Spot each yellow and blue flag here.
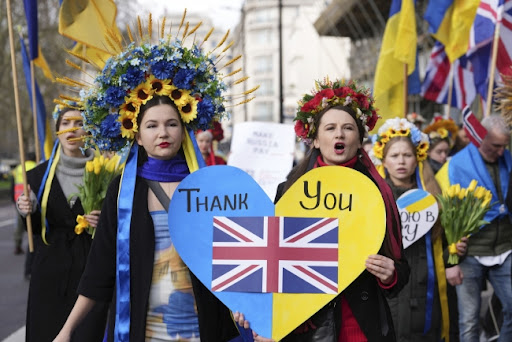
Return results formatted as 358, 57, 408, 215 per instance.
373, 0, 418, 131
19, 35, 53, 161
22, 0, 53, 80
424, 0, 480, 63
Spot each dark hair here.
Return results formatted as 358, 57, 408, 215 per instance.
428, 137, 450, 152
55, 107, 81, 131
136, 95, 183, 164
137, 95, 179, 127
282, 105, 364, 193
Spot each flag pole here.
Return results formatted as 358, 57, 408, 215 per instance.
6, 0, 34, 252
404, 63, 409, 117
30, 60, 41, 163
485, 8, 503, 117
446, 63, 454, 119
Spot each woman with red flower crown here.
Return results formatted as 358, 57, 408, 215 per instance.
235, 78, 410, 342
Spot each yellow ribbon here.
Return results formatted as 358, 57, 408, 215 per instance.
182, 129, 200, 173
418, 162, 450, 342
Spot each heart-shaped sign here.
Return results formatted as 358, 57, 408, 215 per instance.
396, 189, 439, 249
169, 165, 386, 341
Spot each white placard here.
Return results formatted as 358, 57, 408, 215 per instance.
396, 189, 439, 249
228, 122, 295, 200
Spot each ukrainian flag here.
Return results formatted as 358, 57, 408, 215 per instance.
424, 0, 479, 63
373, 0, 417, 131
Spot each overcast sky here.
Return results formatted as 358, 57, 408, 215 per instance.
136, 0, 245, 30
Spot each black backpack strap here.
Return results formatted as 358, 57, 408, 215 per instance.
145, 179, 170, 213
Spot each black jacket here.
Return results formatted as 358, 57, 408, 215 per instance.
25, 161, 108, 342
276, 159, 410, 342
78, 175, 239, 341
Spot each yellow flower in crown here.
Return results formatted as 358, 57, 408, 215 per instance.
119, 111, 138, 139
372, 117, 429, 162
146, 75, 176, 97
423, 116, 459, 148
129, 82, 154, 105
178, 94, 199, 124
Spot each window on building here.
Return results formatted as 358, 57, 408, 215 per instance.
254, 101, 274, 121
254, 55, 273, 74
256, 79, 274, 96
252, 29, 272, 45
248, 8, 277, 24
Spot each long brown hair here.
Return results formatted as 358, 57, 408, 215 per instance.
383, 136, 443, 240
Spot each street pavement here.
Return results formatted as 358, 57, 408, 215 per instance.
0, 200, 28, 342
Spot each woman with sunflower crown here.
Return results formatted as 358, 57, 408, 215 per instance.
16, 103, 109, 342
372, 117, 467, 342
53, 13, 255, 342
236, 78, 410, 342
422, 117, 459, 174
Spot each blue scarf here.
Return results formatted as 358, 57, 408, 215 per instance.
137, 155, 190, 182
448, 143, 512, 222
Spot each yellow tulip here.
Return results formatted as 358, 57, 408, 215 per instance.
99, 155, 105, 166
75, 215, 89, 235
484, 191, 493, 203
446, 186, 455, 198
467, 180, 478, 193
474, 186, 485, 199
452, 184, 461, 198
458, 189, 466, 200
93, 158, 101, 175
86, 160, 94, 173
481, 197, 491, 208
105, 158, 116, 173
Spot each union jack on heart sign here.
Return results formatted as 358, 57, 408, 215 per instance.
211, 216, 339, 294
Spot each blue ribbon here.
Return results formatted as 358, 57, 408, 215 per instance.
416, 168, 434, 334
115, 143, 138, 342
36, 140, 59, 233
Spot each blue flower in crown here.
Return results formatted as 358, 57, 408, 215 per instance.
80, 38, 230, 152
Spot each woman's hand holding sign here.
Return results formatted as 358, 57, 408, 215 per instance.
365, 254, 396, 285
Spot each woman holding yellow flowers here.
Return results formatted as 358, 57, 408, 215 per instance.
372, 117, 467, 342
16, 105, 108, 342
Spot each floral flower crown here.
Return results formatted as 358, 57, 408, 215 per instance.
294, 78, 379, 144
423, 116, 459, 148
372, 117, 429, 162
52, 100, 80, 121
56, 12, 256, 152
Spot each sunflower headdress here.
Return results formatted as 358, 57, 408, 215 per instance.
294, 78, 379, 144
372, 117, 429, 162
423, 116, 459, 148
56, 11, 257, 152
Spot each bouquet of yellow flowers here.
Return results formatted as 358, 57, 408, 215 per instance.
75, 154, 123, 237
437, 180, 493, 264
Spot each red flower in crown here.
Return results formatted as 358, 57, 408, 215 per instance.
294, 78, 380, 143
294, 120, 309, 140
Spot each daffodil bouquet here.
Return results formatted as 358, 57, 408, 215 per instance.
437, 180, 493, 264
75, 154, 123, 237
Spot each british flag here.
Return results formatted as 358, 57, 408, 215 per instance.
211, 216, 339, 294
421, 42, 476, 109
468, 0, 512, 102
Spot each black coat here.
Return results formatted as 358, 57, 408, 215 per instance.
78, 175, 240, 342
275, 160, 410, 342
25, 161, 108, 342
